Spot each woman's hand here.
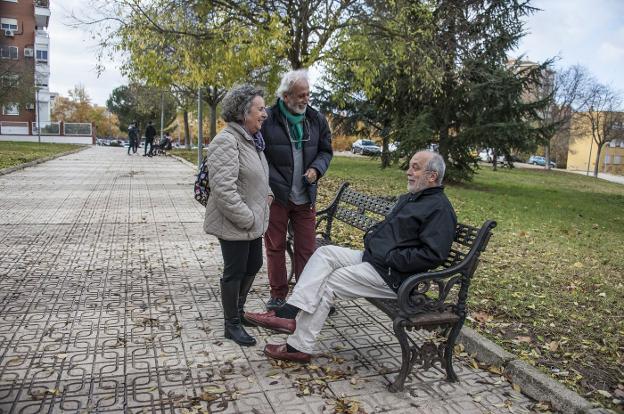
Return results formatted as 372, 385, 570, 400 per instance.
267, 195, 274, 205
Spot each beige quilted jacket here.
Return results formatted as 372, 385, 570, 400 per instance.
203, 123, 272, 241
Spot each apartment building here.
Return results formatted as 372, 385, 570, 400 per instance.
0, 0, 51, 133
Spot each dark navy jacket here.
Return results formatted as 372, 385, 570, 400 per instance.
145, 125, 157, 140
261, 100, 333, 207
362, 186, 457, 291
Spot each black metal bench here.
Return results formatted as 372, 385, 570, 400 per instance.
287, 182, 496, 392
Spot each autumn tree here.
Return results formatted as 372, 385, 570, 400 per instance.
52, 85, 121, 137
72, 0, 368, 150
578, 82, 624, 177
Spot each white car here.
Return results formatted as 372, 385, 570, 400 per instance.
387, 142, 399, 152
478, 149, 504, 163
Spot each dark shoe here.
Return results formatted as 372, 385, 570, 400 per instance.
328, 306, 336, 316
221, 279, 256, 346
224, 321, 256, 346
266, 297, 286, 311
245, 311, 295, 334
264, 343, 311, 363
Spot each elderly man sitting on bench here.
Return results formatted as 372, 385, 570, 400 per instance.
245, 150, 457, 362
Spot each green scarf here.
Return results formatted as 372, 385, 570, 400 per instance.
278, 99, 305, 150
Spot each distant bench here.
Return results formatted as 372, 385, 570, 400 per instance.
287, 182, 496, 391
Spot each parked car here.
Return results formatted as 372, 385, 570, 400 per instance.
528, 155, 556, 168
352, 139, 381, 155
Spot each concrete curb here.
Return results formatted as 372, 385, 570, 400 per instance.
458, 326, 602, 413
170, 154, 196, 170
0, 145, 89, 176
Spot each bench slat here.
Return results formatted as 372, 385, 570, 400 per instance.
340, 188, 395, 216
333, 207, 380, 232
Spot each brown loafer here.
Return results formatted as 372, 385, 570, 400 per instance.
244, 311, 295, 334
264, 343, 311, 363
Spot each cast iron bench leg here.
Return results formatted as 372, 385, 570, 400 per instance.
444, 323, 462, 382
388, 318, 411, 392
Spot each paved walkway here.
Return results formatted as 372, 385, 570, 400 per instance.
0, 147, 537, 413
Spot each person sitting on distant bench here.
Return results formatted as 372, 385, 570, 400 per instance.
245, 151, 457, 362
152, 133, 173, 155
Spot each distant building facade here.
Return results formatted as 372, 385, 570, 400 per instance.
567, 113, 624, 175
0, 0, 51, 132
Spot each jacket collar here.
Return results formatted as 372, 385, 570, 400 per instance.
227, 122, 254, 143
406, 185, 444, 201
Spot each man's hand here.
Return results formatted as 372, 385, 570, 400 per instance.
268, 195, 274, 205
304, 168, 318, 184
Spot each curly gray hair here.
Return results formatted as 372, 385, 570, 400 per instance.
221, 84, 265, 123
276, 69, 310, 99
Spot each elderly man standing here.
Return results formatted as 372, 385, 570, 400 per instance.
261, 69, 333, 311
246, 151, 457, 362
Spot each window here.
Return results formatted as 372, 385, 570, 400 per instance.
36, 49, 47, 61
0, 46, 18, 59
2, 104, 19, 116
1, 18, 18, 31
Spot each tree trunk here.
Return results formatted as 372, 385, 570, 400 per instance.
593, 143, 602, 178
492, 149, 498, 171
545, 145, 551, 170
380, 136, 390, 169
439, 126, 450, 164
183, 110, 191, 149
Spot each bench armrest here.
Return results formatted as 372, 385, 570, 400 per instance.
395, 265, 469, 319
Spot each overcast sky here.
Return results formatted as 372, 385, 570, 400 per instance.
48, 0, 624, 107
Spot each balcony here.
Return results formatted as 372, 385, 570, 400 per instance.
35, 30, 49, 47
34, 1, 51, 28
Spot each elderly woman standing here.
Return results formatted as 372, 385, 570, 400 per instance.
203, 84, 272, 346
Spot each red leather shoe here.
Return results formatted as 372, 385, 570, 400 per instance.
244, 311, 295, 334
264, 343, 311, 363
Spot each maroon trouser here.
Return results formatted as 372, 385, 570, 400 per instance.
264, 201, 317, 299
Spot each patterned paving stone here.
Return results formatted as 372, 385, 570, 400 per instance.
0, 147, 540, 413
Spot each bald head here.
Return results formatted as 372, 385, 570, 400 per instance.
406, 151, 445, 193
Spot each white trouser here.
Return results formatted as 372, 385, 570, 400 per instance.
286, 245, 396, 354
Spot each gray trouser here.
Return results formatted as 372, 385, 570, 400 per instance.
286, 245, 396, 354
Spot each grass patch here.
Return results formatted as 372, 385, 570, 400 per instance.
318, 157, 623, 410
170, 148, 206, 166
0, 141, 81, 170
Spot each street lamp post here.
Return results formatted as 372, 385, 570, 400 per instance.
160, 92, 164, 142
35, 87, 41, 143
197, 87, 203, 167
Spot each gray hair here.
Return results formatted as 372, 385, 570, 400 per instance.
221, 84, 264, 123
276, 69, 310, 98
425, 152, 446, 185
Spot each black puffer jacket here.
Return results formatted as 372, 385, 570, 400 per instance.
261, 100, 333, 207
145, 125, 157, 140
362, 186, 457, 291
